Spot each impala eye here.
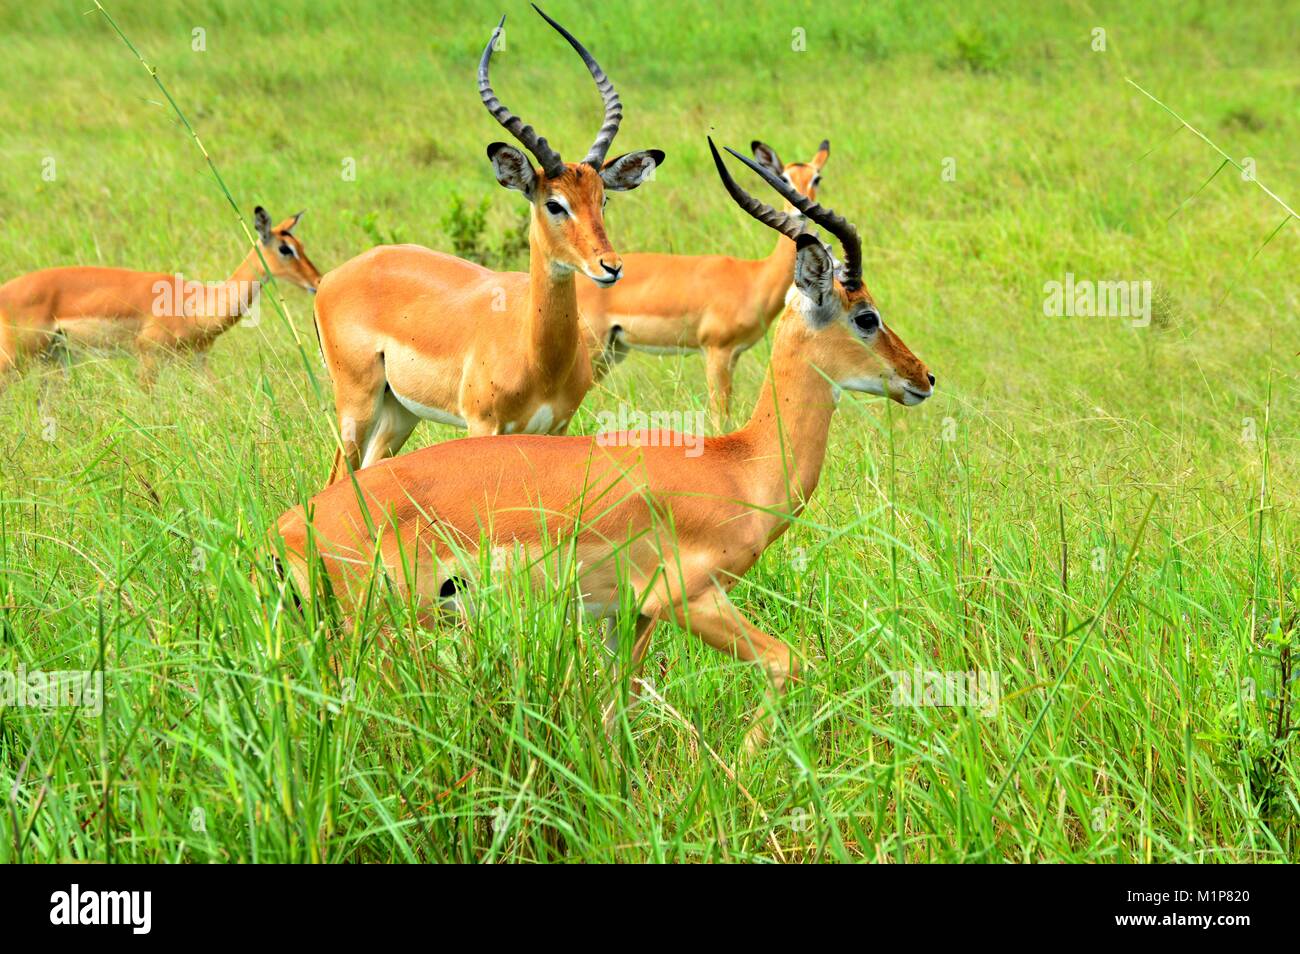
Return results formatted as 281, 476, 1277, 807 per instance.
278, 243, 295, 257
852, 309, 880, 335
813, 175, 822, 186
545, 200, 567, 217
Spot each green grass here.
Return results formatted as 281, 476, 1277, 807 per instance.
0, 0, 1297, 862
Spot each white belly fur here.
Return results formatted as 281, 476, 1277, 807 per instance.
389, 387, 468, 428
55, 316, 143, 350
611, 324, 700, 356
624, 342, 701, 356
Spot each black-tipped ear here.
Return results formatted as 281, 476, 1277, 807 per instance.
254, 207, 273, 244
793, 233, 837, 327
811, 140, 830, 171
751, 140, 784, 177
487, 142, 538, 197
600, 149, 663, 192
284, 210, 305, 234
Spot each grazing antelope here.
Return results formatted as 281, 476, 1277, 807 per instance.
0, 208, 321, 389
272, 138, 936, 752
580, 139, 830, 427
315, 5, 663, 485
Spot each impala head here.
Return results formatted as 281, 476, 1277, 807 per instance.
253, 207, 323, 293
750, 138, 830, 206
479, 5, 663, 287
709, 138, 934, 406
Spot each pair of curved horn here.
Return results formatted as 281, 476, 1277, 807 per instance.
707, 137, 863, 291
478, 4, 623, 179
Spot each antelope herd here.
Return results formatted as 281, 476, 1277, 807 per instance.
0, 5, 934, 750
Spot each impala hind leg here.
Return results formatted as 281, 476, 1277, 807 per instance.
1, 313, 60, 389
673, 590, 797, 753
703, 345, 739, 431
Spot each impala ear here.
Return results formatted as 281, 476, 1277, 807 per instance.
810, 139, 830, 171
751, 140, 784, 177
487, 142, 537, 197
793, 233, 837, 327
280, 210, 305, 234
600, 150, 663, 192
254, 206, 274, 244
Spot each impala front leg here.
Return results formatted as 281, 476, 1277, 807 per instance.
323, 348, 387, 485
464, 414, 498, 438
704, 344, 738, 431
359, 391, 418, 469
602, 611, 660, 736
329, 398, 375, 485
673, 588, 797, 753
588, 321, 628, 384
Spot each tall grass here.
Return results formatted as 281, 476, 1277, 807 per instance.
0, 0, 1296, 862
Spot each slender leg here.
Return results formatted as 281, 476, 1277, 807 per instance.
703, 345, 738, 431
326, 447, 347, 487
588, 321, 628, 384
321, 333, 387, 484
328, 402, 372, 484
464, 414, 497, 438
328, 381, 386, 485
602, 611, 660, 735
359, 390, 419, 469
1, 312, 61, 390
671, 588, 797, 753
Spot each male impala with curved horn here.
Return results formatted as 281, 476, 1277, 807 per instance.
273, 138, 936, 752
580, 139, 830, 427
0, 207, 321, 389
315, 5, 663, 484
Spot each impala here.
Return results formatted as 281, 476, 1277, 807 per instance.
0, 208, 321, 388
272, 138, 936, 752
581, 139, 830, 428
315, 5, 663, 485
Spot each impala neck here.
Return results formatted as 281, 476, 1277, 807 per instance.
526, 217, 581, 375
199, 247, 267, 333
735, 310, 838, 526
756, 210, 803, 321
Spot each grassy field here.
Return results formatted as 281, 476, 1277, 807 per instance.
0, 0, 1296, 862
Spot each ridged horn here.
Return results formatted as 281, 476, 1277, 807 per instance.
478, 14, 566, 179
722, 144, 863, 290
531, 4, 622, 169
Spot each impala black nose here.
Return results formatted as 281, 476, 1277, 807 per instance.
600, 260, 621, 278
927, 373, 936, 386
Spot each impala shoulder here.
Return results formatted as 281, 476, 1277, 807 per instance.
272, 504, 309, 549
